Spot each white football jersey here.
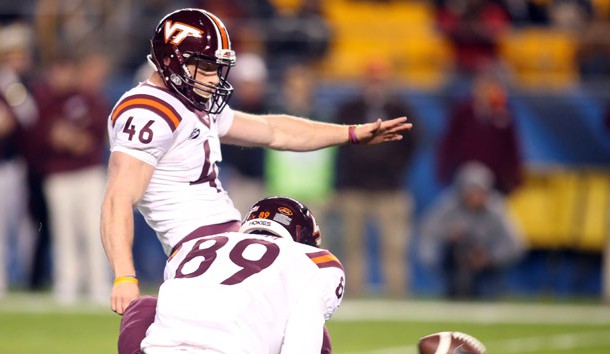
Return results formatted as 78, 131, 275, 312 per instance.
108, 82, 242, 255
141, 232, 345, 354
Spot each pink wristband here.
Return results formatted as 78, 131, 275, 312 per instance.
348, 125, 359, 144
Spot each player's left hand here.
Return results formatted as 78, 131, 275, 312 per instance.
354, 117, 412, 145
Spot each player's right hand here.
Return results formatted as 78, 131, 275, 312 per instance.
356, 117, 412, 145
111, 282, 140, 315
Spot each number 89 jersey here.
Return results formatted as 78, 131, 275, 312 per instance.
108, 82, 242, 255
141, 232, 345, 354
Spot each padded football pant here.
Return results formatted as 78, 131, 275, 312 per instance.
119, 296, 333, 354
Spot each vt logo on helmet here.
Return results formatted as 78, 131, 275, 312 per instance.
163, 21, 203, 45
150, 8, 236, 114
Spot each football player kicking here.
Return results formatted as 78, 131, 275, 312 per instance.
119, 196, 344, 354
101, 7, 411, 317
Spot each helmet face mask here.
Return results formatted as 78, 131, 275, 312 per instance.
240, 196, 321, 247
179, 57, 233, 113
150, 8, 236, 114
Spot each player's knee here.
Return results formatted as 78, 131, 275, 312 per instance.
127, 296, 157, 313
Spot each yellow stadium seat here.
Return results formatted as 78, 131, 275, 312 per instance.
318, 0, 449, 89
398, 29, 452, 89
508, 167, 610, 251
577, 170, 610, 251
499, 28, 578, 90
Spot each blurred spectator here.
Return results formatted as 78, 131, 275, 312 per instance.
0, 21, 40, 294
333, 58, 419, 298
548, 0, 594, 32
265, 0, 332, 80
0, 91, 20, 298
606, 103, 610, 130
503, 0, 551, 26
221, 53, 269, 216
602, 104, 610, 304
575, 11, 610, 83
0, 2, 34, 24
419, 161, 526, 300
434, 0, 511, 79
504, 0, 595, 29
194, 0, 276, 25
30, 53, 110, 304
437, 66, 524, 195
76, 49, 113, 97
264, 64, 336, 249
33, 0, 132, 68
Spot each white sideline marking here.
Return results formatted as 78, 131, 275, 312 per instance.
342, 330, 610, 354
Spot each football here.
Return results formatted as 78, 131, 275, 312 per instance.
418, 331, 486, 354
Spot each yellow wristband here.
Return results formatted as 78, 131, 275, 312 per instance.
113, 276, 138, 286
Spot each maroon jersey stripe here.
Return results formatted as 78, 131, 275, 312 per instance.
111, 94, 182, 131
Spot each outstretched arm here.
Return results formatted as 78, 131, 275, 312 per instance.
221, 110, 412, 151
101, 151, 155, 315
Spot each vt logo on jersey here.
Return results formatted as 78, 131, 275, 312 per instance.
164, 21, 203, 45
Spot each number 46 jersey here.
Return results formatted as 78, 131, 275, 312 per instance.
141, 232, 346, 354
108, 82, 242, 255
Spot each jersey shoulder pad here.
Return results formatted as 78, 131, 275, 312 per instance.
110, 93, 182, 131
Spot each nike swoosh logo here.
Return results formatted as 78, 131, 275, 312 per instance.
189, 128, 200, 139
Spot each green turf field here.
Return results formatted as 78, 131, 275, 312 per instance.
2, 293, 610, 353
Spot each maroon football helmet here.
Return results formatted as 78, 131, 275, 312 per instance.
150, 8, 236, 113
240, 196, 321, 247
